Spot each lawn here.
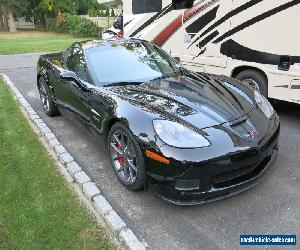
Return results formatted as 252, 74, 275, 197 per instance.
0, 78, 114, 249
0, 31, 88, 55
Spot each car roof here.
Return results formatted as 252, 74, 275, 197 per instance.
75, 38, 147, 51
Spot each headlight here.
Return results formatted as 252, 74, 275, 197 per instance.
153, 120, 210, 148
254, 90, 273, 118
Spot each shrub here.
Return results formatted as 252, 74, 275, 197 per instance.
73, 19, 99, 38
52, 14, 100, 38
88, 8, 98, 17
104, 9, 110, 17
47, 18, 56, 32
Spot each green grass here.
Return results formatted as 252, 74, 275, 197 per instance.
0, 78, 114, 250
0, 31, 88, 55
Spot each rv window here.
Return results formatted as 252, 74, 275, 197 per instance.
132, 0, 162, 14
172, 0, 195, 9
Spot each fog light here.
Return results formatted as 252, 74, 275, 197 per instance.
175, 179, 200, 191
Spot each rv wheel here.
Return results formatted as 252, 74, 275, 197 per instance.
236, 69, 268, 97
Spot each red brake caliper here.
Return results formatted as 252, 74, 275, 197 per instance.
117, 143, 125, 165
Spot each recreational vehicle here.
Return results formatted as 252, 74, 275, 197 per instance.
123, 0, 300, 103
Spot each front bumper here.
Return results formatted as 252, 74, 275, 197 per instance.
146, 114, 280, 205
149, 146, 278, 205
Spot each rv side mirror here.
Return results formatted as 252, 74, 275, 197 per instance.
172, 0, 195, 9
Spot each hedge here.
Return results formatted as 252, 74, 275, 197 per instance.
48, 14, 101, 38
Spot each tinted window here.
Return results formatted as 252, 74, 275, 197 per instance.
86, 41, 180, 85
132, 0, 162, 14
65, 47, 89, 82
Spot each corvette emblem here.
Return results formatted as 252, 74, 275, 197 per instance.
249, 130, 257, 138
244, 130, 258, 141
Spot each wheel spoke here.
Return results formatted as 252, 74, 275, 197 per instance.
123, 145, 128, 154
128, 164, 134, 180
113, 134, 122, 146
123, 163, 129, 180
120, 132, 125, 144
127, 159, 137, 172
110, 143, 123, 156
127, 142, 136, 157
117, 165, 123, 172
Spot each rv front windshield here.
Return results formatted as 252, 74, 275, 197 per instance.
86, 41, 181, 86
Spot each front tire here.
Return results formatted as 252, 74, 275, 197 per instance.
38, 77, 59, 117
235, 69, 268, 97
108, 122, 146, 191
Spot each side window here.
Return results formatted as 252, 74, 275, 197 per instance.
172, 0, 195, 9
132, 0, 162, 14
65, 47, 89, 82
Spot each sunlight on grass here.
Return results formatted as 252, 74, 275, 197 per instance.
0, 78, 114, 250
0, 31, 88, 55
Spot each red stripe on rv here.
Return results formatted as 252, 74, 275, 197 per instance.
153, 0, 218, 46
152, 16, 182, 46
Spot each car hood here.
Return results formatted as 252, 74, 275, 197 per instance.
108, 74, 256, 129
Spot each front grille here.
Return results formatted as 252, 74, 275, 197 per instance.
212, 156, 271, 188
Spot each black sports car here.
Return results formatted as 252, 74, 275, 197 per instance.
37, 39, 279, 205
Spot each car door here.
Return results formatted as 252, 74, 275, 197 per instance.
59, 46, 93, 124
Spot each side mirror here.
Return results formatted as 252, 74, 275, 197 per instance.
174, 57, 181, 63
60, 70, 78, 81
60, 70, 90, 92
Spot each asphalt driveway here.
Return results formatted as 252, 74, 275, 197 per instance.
1, 53, 299, 250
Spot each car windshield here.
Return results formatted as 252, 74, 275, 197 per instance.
85, 41, 181, 86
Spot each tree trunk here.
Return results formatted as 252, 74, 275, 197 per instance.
1, 6, 9, 31
0, 6, 4, 31
6, 6, 16, 32
42, 13, 47, 29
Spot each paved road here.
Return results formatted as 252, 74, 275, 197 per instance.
1, 53, 299, 250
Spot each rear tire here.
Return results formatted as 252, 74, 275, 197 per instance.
108, 122, 146, 191
235, 69, 268, 97
38, 77, 60, 117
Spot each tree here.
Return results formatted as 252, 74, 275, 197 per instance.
111, 8, 115, 17
0, 0, 25, 31
76, 0, 98, 15
104, 8, 109, 17
0, 0, 106, 31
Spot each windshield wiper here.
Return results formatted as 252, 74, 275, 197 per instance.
103, 81, 143, 87
162, 72, 181, 79
149, 72, 181, 82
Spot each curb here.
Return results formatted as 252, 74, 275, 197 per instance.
1, 73, 146, 250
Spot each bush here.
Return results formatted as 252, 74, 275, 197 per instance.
53, 14, 100, 38
73, 20, 99, 38
47, 18, 56, 32
88, 8, 98, 17
104, 9, 110, 17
